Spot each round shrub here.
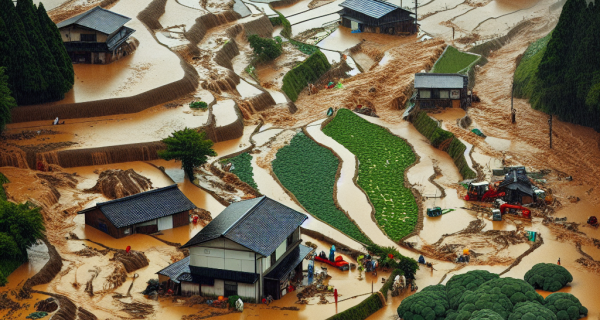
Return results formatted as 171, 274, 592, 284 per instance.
455, 287, 514, 320
524, 263, 573, 292
397, 284, 449, 320
544, 293, 588, 320
476, 278, 544, 305
447, 270, 500, 309
508, 301, 557, 320
470, 309, 505, 320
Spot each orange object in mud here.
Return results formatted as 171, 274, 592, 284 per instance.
499, 203, 531, 219
463, 249, 469, 255
218, 296, 226, 301
126, 246, 131, 253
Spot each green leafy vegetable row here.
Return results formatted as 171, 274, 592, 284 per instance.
281, 51, 331, 101
273, 132, 370, 244
323, 109, 418, 241
226, 153, 258, 191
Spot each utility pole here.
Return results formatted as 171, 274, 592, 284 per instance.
415, 0, 418, 33
548, 115, 553, 149
452, 27, 455, 40
511, 81, 516, 124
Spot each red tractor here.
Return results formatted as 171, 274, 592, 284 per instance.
465, 182, 505, 202
500, 203, 531, 219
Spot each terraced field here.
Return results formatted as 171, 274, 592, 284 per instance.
226, 153, 259, 190
323, 109, 418, 241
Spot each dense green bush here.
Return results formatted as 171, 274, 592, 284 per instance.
431, 46, 480, 74
327, 293, 383, 320
453, 287, 514, 320
0, 68, 15, 134
397, 284, 449, 320
248, 34, 282, 62
470, 309, 505, 320
276, 11, 291, 38
509, 302, 557, 320
475, 278, 544, 306
289, 39, 319, 55
446, 270, 500, 309
412, 112, 476, 180
0, 172, 8, 200
365, 244, 419, 279
323, 109, 418, 241
269, 16, 282, 26
281, 50, 330, 101
513, 32, 552, 99
524, 263, 573, 292
189, 101, 208, 109
379, 268, 403, 298
226, 153, 258, 190
544, 293, 588, 320
273, 132, 370, 243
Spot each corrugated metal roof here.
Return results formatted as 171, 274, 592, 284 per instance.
340, 0, 400, 19
79, 184, 196, 228
265, 245, 313, 280
156, 257, 190, 284
181, 196, 308, 257
414, 73, 467, 89
56, 6, 131, 35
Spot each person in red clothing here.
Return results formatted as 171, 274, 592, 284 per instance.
558, 258, 561, 265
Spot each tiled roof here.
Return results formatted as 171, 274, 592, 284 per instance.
106, 26, 136, 51
498, 170, 533, 194
265, 244, 313, 281
78, 184, 196, 228
340, 0, 401, 19
56, 6, 131, 35
156, 257, 190, 284
181, 196, 308, 257
182, 266, 259, 284
414, 73, 467, 89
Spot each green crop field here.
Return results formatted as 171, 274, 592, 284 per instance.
226, 153, 258, 191
323, 109, 418, 241
273, 132, 371, 244
431, 46, 479, 74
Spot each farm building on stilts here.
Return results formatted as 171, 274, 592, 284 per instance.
339, 0, 417, 35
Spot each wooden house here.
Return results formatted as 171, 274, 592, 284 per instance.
498, 170, 536, 205
339, 0, 416, 35
158, 196, 312, 302
78, 185, 196, 238
56, 6, 136, 64
414, 73, 470, 109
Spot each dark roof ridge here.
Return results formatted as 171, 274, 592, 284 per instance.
96, 184, 178, 207
222, 195, 267, 235
69, 6, 101, 25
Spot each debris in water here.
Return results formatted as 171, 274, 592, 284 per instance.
85, 169, 153, 199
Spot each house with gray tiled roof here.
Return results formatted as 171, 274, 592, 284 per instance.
339, 0, 416, 35
56, 6, 136, 64
78, 184, 196, 238
161, 196, 312, 302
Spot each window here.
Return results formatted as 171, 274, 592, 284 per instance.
271, 252, 276, 266
287, 232, 294, 248
440, 90, 450, 99
420, 89, 431, 99
124, 227, 131, 235
80, 34, 96, 42
224, 281, 238, 297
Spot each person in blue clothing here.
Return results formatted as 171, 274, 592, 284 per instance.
329, 245, 336, 262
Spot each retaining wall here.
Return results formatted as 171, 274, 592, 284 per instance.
137, 0, 168, 30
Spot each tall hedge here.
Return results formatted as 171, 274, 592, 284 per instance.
281, 50, 331, 101
412, 112, 475, 179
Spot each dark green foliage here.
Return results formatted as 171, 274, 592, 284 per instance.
431, 46, 480, 74
0, 259, 23, 287
524, 263, 573, 292
273, 132, 370, 243
470, 309, 505, 320
544, 293, 588, 320
190, 101, 208, 109
397, 284, 450, 320
379, 268, 403, 298
269, 16, 282, 26
289, 39, 319, 55
227, 153, 258, 190
274, 11, 291, 38
475, 278, 544, 306
0, 173, 8, 200
446, 270, 500, 309
455, 287, 514, 320
516, 0, 600, 130
323, 109, 419, 241
508, 302, 557, 320
0, 68, 16, 133
158, 128, 217, 179
327, 293, 383, 320
513, 32, 552, 98
0, 16, 14, 76
365, 244, 419, 279
37, 3, 74, 90
281, 51, 331, 101
412, 111, 475, 179
248, 34, 282, 62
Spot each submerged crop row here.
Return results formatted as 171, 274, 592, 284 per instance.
273, 132, 371, 244
323, 109, 418, 241
225, 153, 258, 191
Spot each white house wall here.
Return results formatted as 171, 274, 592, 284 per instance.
60, 26, 107, 42
190, 239, 255, 272
275, 240, 286, 260
201, 279, 224, 296
238, 283, 257, 299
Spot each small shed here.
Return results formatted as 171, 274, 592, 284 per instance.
498, 170, 536, 205
339, 0, 416, 35
78, 184, 196, 238
414, 73, 470, 109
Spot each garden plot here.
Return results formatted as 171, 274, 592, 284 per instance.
292, 14, 340, 36
223, 153, 259, 190
417, 0, 465, 19
431, 46, 480, 73
159, 0, 204, 29
213, 100, 239, 127
273, 132, 371, 243
323, 109, 418, 241
286, 0, 343, 24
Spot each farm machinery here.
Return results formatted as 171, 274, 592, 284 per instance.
499, 203, 531, 219
464, 182, 505, 202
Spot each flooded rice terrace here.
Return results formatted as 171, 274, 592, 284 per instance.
2, 0, 600, 319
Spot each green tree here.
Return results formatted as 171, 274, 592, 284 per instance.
544, 293, 588, 320
397, 284, 450, 320
16, 0, 65, 103
524, 263, 573, 292
158, 128, 217, 179
0, 67, 16, 133
0, 0, 45, 104
446, 270, 500, 309
37, 3, 74, 90
248, 34, 282, 61
0, 201, 45, 255
509, 301, 557, 320
0, 16, 14, 79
